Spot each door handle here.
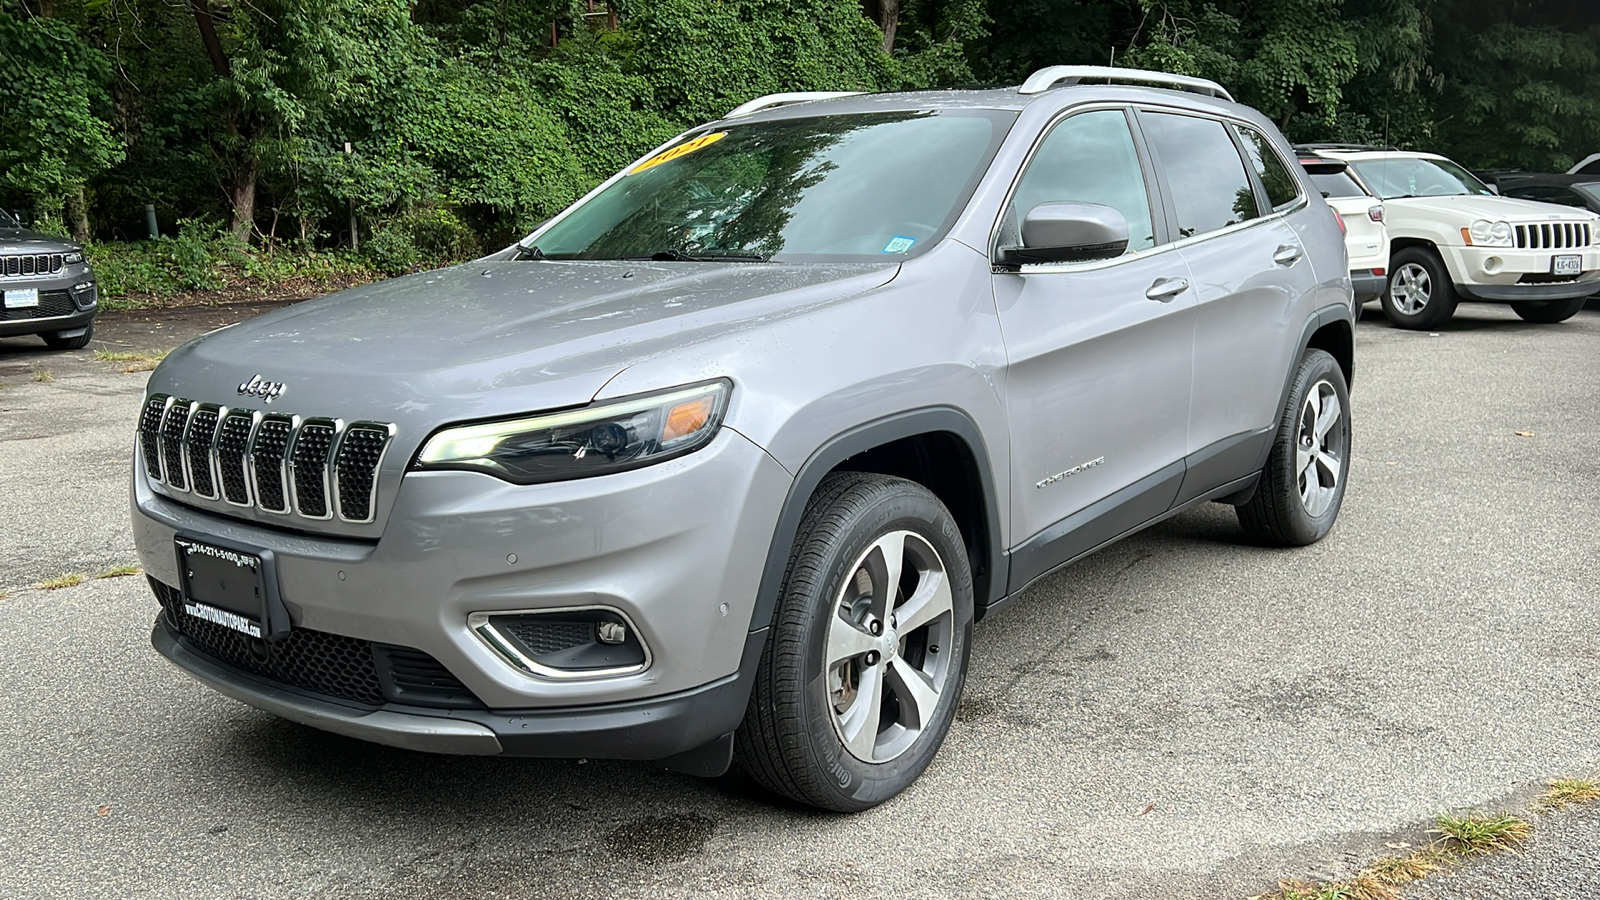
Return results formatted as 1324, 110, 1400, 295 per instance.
1273, 244, 1303, 266
1145, 277, 1190, 302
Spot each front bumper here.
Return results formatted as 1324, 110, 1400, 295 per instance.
153, 619, 763, 761
0, 267, 97, 338
133, 425, 792, 753
1441, 245, 1600, 302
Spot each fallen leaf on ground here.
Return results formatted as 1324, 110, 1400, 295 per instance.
1514, 431, 1535, 437
1135, 803, 1156, 816
95, 805, 111, 817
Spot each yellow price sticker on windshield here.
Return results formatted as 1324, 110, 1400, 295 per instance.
629, 132, 727, 174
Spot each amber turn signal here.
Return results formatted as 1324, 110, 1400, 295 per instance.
664, 396, 715, 441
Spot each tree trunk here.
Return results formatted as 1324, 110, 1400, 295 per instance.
64, 185, 90, 242
228, 154, 258, 243
861, 0, 899, 53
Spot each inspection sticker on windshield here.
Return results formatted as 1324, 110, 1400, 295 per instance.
882, 235, 917, 254
630, 132, 727, 174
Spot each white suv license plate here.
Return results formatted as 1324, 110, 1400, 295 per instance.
3, 288, 39, 309
1553, 254, 1582, 275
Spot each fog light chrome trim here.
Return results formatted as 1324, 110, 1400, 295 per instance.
468, 606, 652, 680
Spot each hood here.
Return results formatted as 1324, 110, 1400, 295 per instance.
149, 258, 897, 439
1386, 194, 1600, 223
0, 228, 81, 255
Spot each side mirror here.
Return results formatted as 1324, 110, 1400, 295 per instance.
998, 202, 1129, 266
1486, 183, 1500, 195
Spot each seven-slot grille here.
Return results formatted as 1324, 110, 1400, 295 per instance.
1514, 221, 1593, 250
1, 253, 65, 277
139, 393, 394, 524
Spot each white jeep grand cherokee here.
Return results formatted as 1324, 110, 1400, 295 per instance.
1302, 145, 1600, 328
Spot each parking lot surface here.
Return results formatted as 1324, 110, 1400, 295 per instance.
1, 302, 1597, 898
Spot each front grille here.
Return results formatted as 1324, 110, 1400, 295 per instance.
1515, 221, 1592, 250
0, 290, 74, 321
138, 393, 394, 525
151, 577, 481, 709
0, 253, 64, 278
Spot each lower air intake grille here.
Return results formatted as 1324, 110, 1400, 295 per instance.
150, 577, 481, 709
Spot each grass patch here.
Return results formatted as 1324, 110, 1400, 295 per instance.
1432, 811, 1531, 856
36, 573, 86, 590
95, 565, 141, 579
1543, 777, 1600, 809
93, 348, 169, 373
1365, 848, 1448, 883
32, 368, 54, 383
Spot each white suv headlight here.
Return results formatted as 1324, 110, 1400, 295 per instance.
1466, 220, 1514, 247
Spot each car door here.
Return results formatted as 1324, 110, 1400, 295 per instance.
992, 107, 1196, 582
1136, 111, 1321, 502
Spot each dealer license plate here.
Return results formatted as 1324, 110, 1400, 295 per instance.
1553, 254, 1582, 276
174, 537, 269, 638
3, 288, 39, 309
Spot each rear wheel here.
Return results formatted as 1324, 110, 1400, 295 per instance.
735, 472, 973, 812
1382, 248, 1457, 330
1511, 297, 1585, 323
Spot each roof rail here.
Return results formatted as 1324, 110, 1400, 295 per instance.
1294, 142, 1401, 153
1018, 66, 1233, 101
724, 91, 863, 119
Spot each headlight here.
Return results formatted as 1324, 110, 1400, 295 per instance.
63, 250, 84, 264
1466, 220, 1513, 247
413, 379, 731, 484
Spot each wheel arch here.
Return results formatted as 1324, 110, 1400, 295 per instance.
747, 408, 1006, 636
1262, 305, 1356, 471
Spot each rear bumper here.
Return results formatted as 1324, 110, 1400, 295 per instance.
1351, 271, 1386, 302
153, 618, 762, 763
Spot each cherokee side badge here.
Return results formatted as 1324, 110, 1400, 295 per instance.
1036, 456, 1105, 489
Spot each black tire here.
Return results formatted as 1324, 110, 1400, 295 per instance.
1511, 297, 1586, 323
41, 323, 93, 350
735, 472, 974, 812
1382, 247, 1458, 330
1237, 348, 1351, 547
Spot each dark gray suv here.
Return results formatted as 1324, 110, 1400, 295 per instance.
132, 67, 1355, 811
0, 210, 98, 349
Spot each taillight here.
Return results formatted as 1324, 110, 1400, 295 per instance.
1332, 209, 1347, 235
1368, 206, 1384, 223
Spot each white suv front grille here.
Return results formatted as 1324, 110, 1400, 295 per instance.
1515, 222, 1591, 250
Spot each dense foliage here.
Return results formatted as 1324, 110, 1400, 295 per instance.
1, 0, 1596, 264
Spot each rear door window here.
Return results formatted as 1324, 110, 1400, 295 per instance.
1235, 127, 1303, 210
1139, 112, 1258, 238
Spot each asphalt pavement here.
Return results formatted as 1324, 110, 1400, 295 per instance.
1, 301, 1597, 899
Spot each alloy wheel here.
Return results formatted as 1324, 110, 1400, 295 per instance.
825, 530, 955, 764
1296, 379, 1345, 517
1391, 262, 1432, 315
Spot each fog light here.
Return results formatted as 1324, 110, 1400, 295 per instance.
468, 607, 649, 678
1483, 256, 1503, 274
69, 281, 97, 309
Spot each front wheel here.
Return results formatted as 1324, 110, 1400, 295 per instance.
1382, 248, 1457, 330
1511, 297, 1586, 323
1237, 349, 1352, 547
41, 324, 93, 350
735, 472, 973, 812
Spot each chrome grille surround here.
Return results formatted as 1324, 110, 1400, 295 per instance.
1514, 221, 1592, 250
138, 393, 395, 526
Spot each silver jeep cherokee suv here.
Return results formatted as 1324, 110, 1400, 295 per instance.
132, 66, 1355, 811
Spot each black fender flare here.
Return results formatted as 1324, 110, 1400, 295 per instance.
744, 406, 1007, 637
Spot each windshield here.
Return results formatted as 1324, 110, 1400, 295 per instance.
0, 208, 17, 228
1575, 183, 1600, 205
1351, 156, 1493, 200
529, 110, 1013, 262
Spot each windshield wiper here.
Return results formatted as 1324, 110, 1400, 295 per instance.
513, 244, 547, 261
644, 248, 769, 262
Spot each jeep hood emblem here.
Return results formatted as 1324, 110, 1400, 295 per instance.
238, 374, 286, 403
